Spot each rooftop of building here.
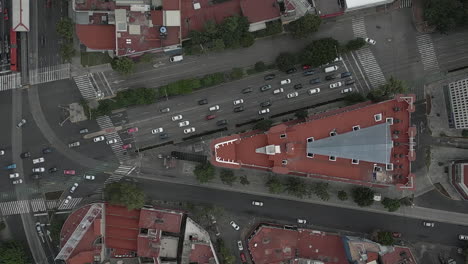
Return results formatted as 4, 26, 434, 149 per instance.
211, 96, 416, 189
240, 0, 281, 24
76, 24, 116, 50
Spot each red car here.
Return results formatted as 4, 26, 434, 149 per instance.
3, 8, 7, 21
240, 252, 247, 263
392, 232, 402, 238
127, 127, 139, 134
122, 144, 132, 150
206, 114, 216, 120
302, 64, 311, 70
64, 170, 76, 175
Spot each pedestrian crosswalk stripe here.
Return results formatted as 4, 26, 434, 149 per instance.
416, 34, 440, 72
400, 0, 412, 8
352, 17, 366, 38
355, 47, 386, 88
96, 116, 129, 162
73, 75, 98, 100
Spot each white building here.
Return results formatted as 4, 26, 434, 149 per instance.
448, 77, 468, 129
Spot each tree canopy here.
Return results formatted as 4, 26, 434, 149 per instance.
301, 38, 339, 67
424, 0, 466, 33
294, 110, 308, 120
351, 187, 374, 207
345, 37, 366, 51
275, 52, 297, 72
111, 57, 135, 75
376, 231, 395, 246
288, 14, 322, 38
310, 182, 330, 201
56, 18, 74, 41
367, 76, 407, 102
0, 241, 30, 264
337, 190, 348, 201
104, 182, 145, 210
381, 197, 401, 212
285, 177, 308, 198
194, 162, 216, 183
219, 169, 237, 186
266, 176, 284, 194
253, 119, 274, 131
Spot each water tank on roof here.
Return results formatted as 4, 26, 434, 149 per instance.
160, 26, 167, 34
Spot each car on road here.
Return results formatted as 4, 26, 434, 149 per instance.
273, 88, 284, 94
209, 105, 220, 111
16, 118, 26, 128
179, 121, 190, 127
68, 141, 80, 148
70, 183, 79, 193
365, 37, 376, 45
216, 120, 228, 126
127, 127, 139, 134
233, 99, 244, 105
160, 107, 170, 113
20, 152, 31, 158
345, 79, 355, 85
341, 72, 352, 78
6, 164, 16, 170
49, 167, 58, 173
234, 106, 244, 113
341, 88, 353, 94
31, 174, 41, 180
286, 68, 297, 74
169, 55, 183, 62
309, 78, 321, 84
294, 83, 303, 89
64, 170, 76, 175
9, 173, 19, 179
287, 92, 299, 99
84, 175, 95, 180
172, 115, 183, 121
260, 100, 271, 108
159, 133, 169, 139
198, 99, 208, 105
122, 144, 132, 150
107, 138, 118, 144
392, 232, 402, 238
12, 179, 22, 185
423, 221, 435, 227
35, 222, 42, 233
230, 221, 240, 231
0, 149, 4, 155
240, 252, 247, 263
302, 64, 311, 70
459, 235, 468, 240
264, 74, 275, 80
206, 115, 216, 120
151, 128, 163, 134
252, 201, 263, 206
325, 74, 340, 81
63, 196, 72, 205
42, 147, 52, 154
259, 108, 270, 115
33, 157, 45, 164
93, 136, 105, 143
297, 219, 307, 224
260, 84, 272, 92
33, 167, 45, 173
79, 128, 89, 134
324, 65, 339, 73
280, 79, 291, 85
329, 82, 343, 89
237, 240, 243, 251
303, 70, 315, 76
183, 127, 196, 134
308, 88, 320, 95
242, 87, 253, 94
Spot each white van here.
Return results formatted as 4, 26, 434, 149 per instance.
169, 55, 183, 62
209, 105, 220, 111
324, 65, 338, 73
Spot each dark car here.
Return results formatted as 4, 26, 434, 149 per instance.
216, 119, 228, 126
264, 74, 276, 81
242, 87, 253, 94
260, 84, 272, 92
31, 174, 41, 180
345, 79, 355, 85
286, 67, 297, 74
198, 99, 208, 105
42, 147, 52, 154
206, 115, 216, 120
160, 107, 170, 113
309, 78, 321, 84
260, 100, 271, 108
48, 167, 58, 173
303, 70, 315, 76
79, 128, 89, 134
159, 133, 169, 139
325, 74, 340, 81
234, 106, 244, 113
20, 152, 31, 159
341, 72, 352, 78
294, 83, 303, 89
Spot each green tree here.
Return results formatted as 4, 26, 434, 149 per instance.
194, 162, 216, 183
381, 197, 401, 212
288, 14, 322, 38
139, 53, 153, 63
104, 182, 145, 210
60, 43, 76, 62
188, 30, 207, 45
424, 0, 465, 33
301, 38, 340, 67
204, 20, 219, 38
218, 239, 236, 264
254, 61, 267, 72
345, 37, 366, 51
56, 18, 74, 41
367, 76, 407, 102
351, 187, 374, 207
294, 109, 308, 120
240, 33, 255, 47
253, 119, 273, 131
219, 169, 237, 186
0, 221, 6, 231
311, 182, 330, 201
211, 39, 225, 52
230, 67, 244, 80
337, 190, 348, 201
0, 241, 29, 264
111, 57, 135, 75
285, 177, 308, 198
275, 52, 297, 72
240, 175, 250, 185
376, 231, 395, 245
343, 92, 367, 105
266, 176, 284, 194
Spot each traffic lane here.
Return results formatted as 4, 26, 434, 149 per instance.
138, 179, 467, 247
0, 90, 13, 167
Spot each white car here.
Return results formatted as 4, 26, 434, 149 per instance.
297, 219, 307, 224
12, 179, 23, 185
308, 88, 321, 95
32, 167, 45, 173
423, 221, 434, 227
237, 240, 243, 251
0, 149, 4, 155
84, 175, 95, 180
107, 138, 118, 144
209, 105, 220, 111
172, 115, 183, 121
230, 221, 240, 231
329, 82, 343, 89
252, 201, 263, 206
33, 157, 45, 164
233, 99, 244, 105
459, 235, 468, 240
93, 136, 105, 142
17, 119, 26, 128
365, 37, 376, 45
179, 121, 190, 127
341, 88, 353, 94
70, 183, 79, 193
63, 196, 72, 205
184, 127, 196, 134
259, 108, 270, 115
151, 128, 163, 134
273, 88, 284, 94
287, 92, 298, 99
9, 173, 19, 178
280, 79, 291, 85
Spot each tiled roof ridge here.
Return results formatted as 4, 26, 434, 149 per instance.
307, 101, 373, 122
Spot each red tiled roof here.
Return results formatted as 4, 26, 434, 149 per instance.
139, 208, 182, 233
163, 0, 180, 10
380, 246, 417, 264
68, 251, 94, 264
76, 25, 116, 50
211, 97, 416, 188
189, 244, 214, 264
240, 0, 280, 23
105, 205, 140, 251
151, 10, 164, 25
137, 234, 161, 258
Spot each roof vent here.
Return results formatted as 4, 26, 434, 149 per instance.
280, 134, 286, 139
386, 117, 394, 125
330, 130, 337, 137
307, 153, 314, 158
373, 165, 382, 172
386, 163, 394, 171
352, 159, 359, 164
307, 137, 314, 142
329, 156, 336, 161
282, 160, 288, 165
352, 125, 360, 131
374, 113, 383, 122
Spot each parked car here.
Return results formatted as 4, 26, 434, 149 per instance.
79, 128, 89, 134
169, 55, 183, 62
206, 115, 216, 120
230, 221, 240, 231
64, 170, 76, 175
252, 201, 263, 206
63, 196, 72, 205
151, 128, 163, 134
345, 79, 356, 85
233, 99, 244, 105
242, 87, 253, 94
32, 167, 45, 173
273, 88, 284, 94
127, 127, 139, 133
42, 147, 52, 154
49, 167, 58, 173
179, 121, 190, 127
240, 252, 247, 263
183, 127, 196, 134
216, 120, 228, 126
365, 37, 376, 45
329, 82, 343, 89
297, 219, 307, 224
308, 88, 321, 95
122, 143, 132, 149
198, 99, 208, 105
93, 136, 105, 143
459, 235, 468, 240
70, 183, 79, 193
325, 74, 340, 81
287, 92, 299, 99
0, 149, 4, 155
84, 175, 95, 180
237, 240, 244, 251
309, 78, 321, 84
160, 107, 170, 113
209, 105, 220, 111
302, 64, 311, 70
280, 79, 291, 85
159, 133, 169, 139
294, 83, 303, 89
68, 141, 80, 148
9, 173, 19, 178
234, 106, 244, 113
259, 108, 270, 115
341, 72, 352, 78
16, 118, 26, 128
423, 221, 435, 227
303, 70, 315, 76
20, 152, 31, 158
260, 100, 271, 108
107, 138, 118, 144
33, 157, 45, 164
12, 179, 22, 185
260, 84, 272, 92
286, 68, 297, 74
172, 115, 183, 121
341, 88, 353, 94
264, 74, 276, 80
